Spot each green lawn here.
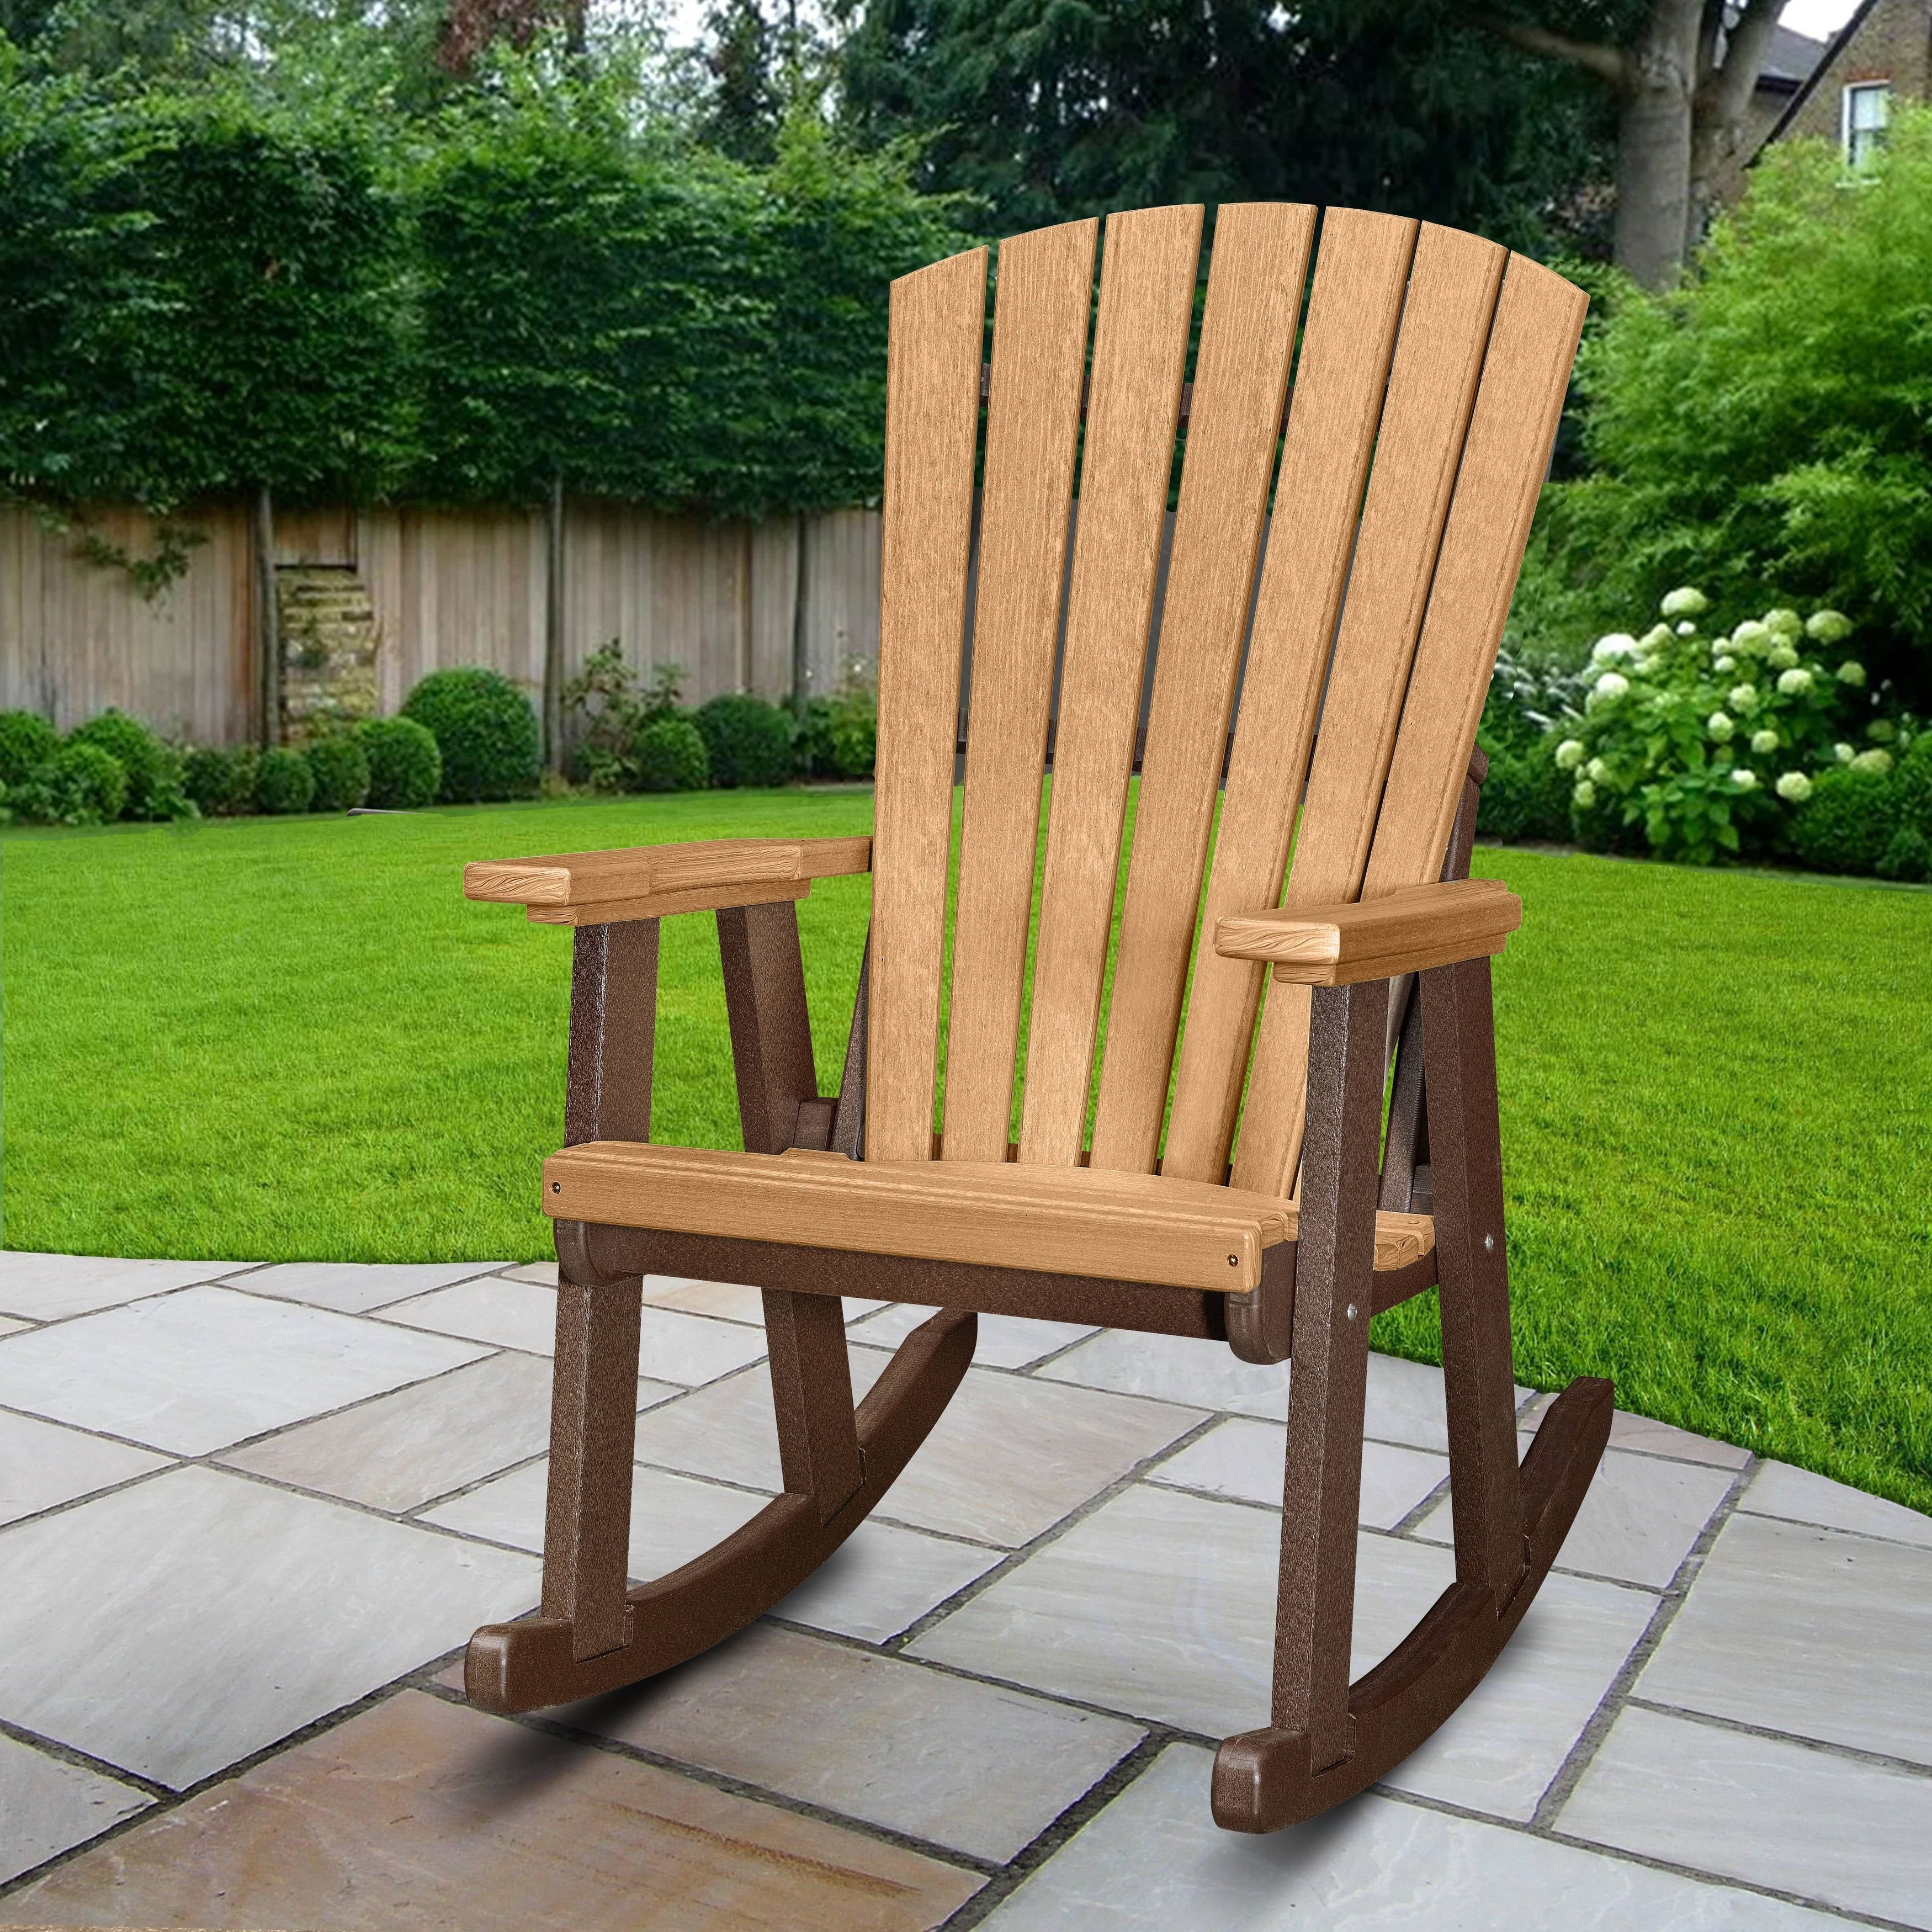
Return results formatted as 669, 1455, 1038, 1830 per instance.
3, 791, 1928, 1512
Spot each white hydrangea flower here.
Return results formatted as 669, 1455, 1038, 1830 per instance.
1639, 623, 1673, 650
1763, 608, 1803, 638
1766, 640, 1800, 670
1588, 671, 1630, 707
1731, 619, 1770, 650
1713, 653, 1737, 673
1868, 720, 1897, 744
1728, 682, 1758, 712
1553, 737, 1586, 771
1660, 586, 1708, 618
1585, 756, 1609, 783
1675, 619, 1697, 636
1572, 779, 1597, 809
1590, 633, 1638, 664
1836, 660, 1866, 687
1834, 741, 1856, 763
1851, 748, 1893, 774
1750, 729, 1779, 755
1775, 771, 1812, 802
1777, 667, 1814, 696
1731, 768, 1759, 791
1707, 710, 1734, 742
1806, 609, 1852, 643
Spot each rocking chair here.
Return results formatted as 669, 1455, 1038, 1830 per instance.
459, 203, 1612, 1833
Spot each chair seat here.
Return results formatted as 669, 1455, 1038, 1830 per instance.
543, 1142, 1435, 1296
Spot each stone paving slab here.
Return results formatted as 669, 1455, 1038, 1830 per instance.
3, 1254, 1928, 1931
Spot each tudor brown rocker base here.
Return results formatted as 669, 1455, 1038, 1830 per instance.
461, 200, 1612, 1834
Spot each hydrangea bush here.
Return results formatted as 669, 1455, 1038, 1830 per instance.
1549, 590, 1914, 864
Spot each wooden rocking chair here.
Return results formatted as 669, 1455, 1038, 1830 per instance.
459, 203, 1613, 1833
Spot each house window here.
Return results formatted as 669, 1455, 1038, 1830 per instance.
1843, 82, 1891, 168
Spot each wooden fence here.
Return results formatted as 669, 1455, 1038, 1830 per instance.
0, 496, 883, 747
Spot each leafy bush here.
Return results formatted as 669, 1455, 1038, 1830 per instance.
66, 709, 190, 820
1551, 591, 1913, 864
794, 664, 879, 780
1477, 646, 1586, 842
401, 667, 540, 803
1790, 730, 1932, 882
695, 693, 795, 788
0, 710, 59, 786
14, 743, 128, 825
304, 734, 371, 813
561, 643, 688, 792
182, 744, 260, 816
632, 714, 711, 793
254, 746, 316, 815
1515, 105, 1932, 703
356, 716, 442, 810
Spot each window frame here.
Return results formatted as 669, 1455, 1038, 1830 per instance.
1841, 80, 1892, 169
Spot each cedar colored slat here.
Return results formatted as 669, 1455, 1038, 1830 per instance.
1215, 877, 1522, 983
1232, 224, 1506, 1196
1018, 204, 1203, 1167
1159, 209, 1418, 1182
942, 219, 1100, 1161
543, 1140, 1437, 1292
464, 836, 871, 908
866, 247, 988, 1164
1085, 201, 1316, 1176
1362, 256, 1589, 901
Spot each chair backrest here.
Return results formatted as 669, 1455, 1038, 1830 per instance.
867, 204, 1585, 1195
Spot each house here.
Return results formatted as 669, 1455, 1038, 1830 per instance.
1763, 0, 1932, 163
1706, 19, 1829, 204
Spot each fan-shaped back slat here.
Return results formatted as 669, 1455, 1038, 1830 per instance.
867, 246, 988, 1165
1017, 204, 1202, 1168
1230, 250, 1588, 1195
1084, 202, 1317, 1176
1158, 208, 1418, 1183
941, 218, 1099, 1162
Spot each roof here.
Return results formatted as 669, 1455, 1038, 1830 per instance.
1759, 22, 1829, 89
1765, 0, 1886, 139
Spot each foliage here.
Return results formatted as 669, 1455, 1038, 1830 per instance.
694, 692, 794, 788
182, 742, 258, 816
1517, 106, 1932, 704
12, 741, 128, 824
1550, 592, 1910, 865
560, 640, 686, 792
1477, 645, 1589, 842
304, 732, 371, 813
632, 712, 712, 792
0, 708, 60, 786
795, 659, 878, 779
66, 708, 190, 819
1790, 729, 1932, 884
400, 667, 542, 803
835, 0, 1613, 251
253, 744, 315, 814
357, 715, 443, 809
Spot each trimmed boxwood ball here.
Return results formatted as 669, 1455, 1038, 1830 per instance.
254, 746, 316, 815
401, 667, 541, 803
0, 709, 59, 787
183, 745, 259, 817
67, 709, 189, 820
694, 693, 795, 789
15, 742, 128, 825
1895, 731, 1932, 829
304, 734, 371, 813
356, 716, 442, 810
1789, 767, 1897, 876
633, 713, 710, 792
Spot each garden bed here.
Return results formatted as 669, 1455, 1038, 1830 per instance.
3, 789, 1926, 1511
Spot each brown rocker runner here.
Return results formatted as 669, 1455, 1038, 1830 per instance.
459, 202, 1612, 1834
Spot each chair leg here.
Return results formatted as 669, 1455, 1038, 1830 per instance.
1213, 963, 1612, 1833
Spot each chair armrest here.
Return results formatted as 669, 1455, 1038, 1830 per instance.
1214, 878, 1521, 985
464, 835, 872, 927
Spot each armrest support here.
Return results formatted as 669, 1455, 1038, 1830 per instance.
1214, 878, 1521, 985
464, 835, 872, 927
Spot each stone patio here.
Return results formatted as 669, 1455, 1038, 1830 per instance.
1, 1249, 1928, 1930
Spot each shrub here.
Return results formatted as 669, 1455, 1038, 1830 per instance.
14, 742, 128, 825
304, 734, 371, 813
1878, 826, 1932, 884
1790, 768, 1900, 875
633, 713, 710, 792
253, 746, 316, 815
694, 693, 795, 788
356, 716, 442, 810
401, 667, 540, 803
560, 644, 687, 792
183, 744, 259, 816
0, 710, 59, 786
794, 664, 878, 781
1476, 646, 1585, 842
1896, 729, 1932, 827
66, 709, 190, 820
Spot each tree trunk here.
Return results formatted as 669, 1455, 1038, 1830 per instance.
1687, 0, 1786, 253
252, 483, 280, 751
790, 511, 810, 718
1612, 0, 1701, 288
543, 476, 565, 773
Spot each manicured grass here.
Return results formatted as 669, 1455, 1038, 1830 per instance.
3, 792, 1928, 1510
